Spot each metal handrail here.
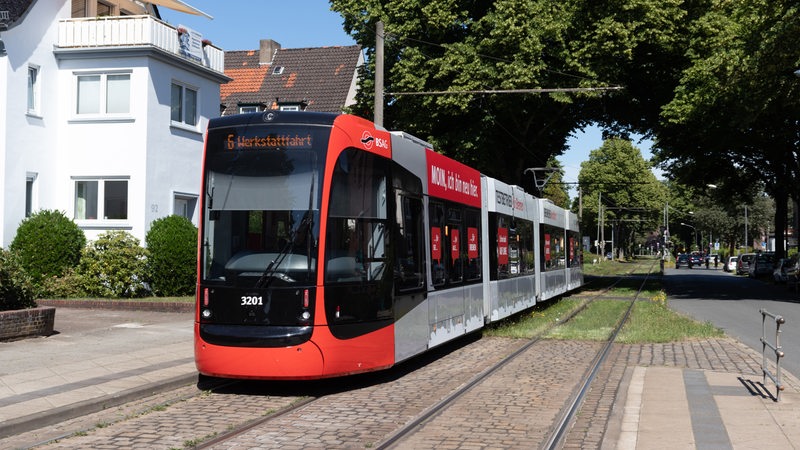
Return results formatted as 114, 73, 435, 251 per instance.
759, 308, 785, 401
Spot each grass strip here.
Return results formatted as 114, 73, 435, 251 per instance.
617, 295, 723, 343
545, 300, 629, 341
484, 298, 585, 339
487, 291, 723, 343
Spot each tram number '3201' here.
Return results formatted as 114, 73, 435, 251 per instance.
241, 295, 264, 306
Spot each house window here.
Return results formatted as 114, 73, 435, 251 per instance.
27, 65, 40, 114
174, 194, 198, 220
74, 178, 129, 220
25, 173, 38, 217
171, 82, 198, 126
76, 72, 131, 115
276, 100, 307, 111
239, 105, 262, 113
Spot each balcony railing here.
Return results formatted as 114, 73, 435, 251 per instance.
57, 15, 224, 73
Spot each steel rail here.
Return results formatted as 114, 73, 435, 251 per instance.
543, 259, 658, 450
375, 260, 657, 450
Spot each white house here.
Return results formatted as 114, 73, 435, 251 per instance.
0, 0, 228, 247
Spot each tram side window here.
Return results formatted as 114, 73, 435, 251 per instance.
567, 231, 582, 268
464, 208, 481, 282
446, 207, 463, 284
395, 194, 424, 292
517, 220, 534, 275
495, 214, 510, 279
540, 224, 566, 271
326, 150, 389, 284
429, 201, 446, 288
429, 201, 482, 288
494, 215, 533, 279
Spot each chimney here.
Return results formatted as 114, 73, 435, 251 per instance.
259, 39, 281, 65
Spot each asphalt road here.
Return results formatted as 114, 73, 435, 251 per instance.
664, 265, 800, 378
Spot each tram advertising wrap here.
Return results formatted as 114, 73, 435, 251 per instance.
195, 111, 581, 380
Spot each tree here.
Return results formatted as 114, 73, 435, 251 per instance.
578, 138, 666, 257
331, 0, 691, 186
654, 0, 800, 258
330, 0, 796, 253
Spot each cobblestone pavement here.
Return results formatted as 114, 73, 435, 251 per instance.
205, 337, 530, 450
27, 336, 525, 450
392, 340, 604, 450
10, 336, 797, 449
563, 338, 800, 449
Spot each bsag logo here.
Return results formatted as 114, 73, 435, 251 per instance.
361, 131, 388, 150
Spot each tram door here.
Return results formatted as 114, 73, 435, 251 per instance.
391, 166, 427, 362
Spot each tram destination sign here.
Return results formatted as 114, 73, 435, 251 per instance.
226, 133, 313, 151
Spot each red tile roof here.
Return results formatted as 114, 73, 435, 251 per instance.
221, 45, 362, 114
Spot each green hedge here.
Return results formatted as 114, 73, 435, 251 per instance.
0, 249, 36, 311
10, 210, 85, 285
145, 215, 198, 296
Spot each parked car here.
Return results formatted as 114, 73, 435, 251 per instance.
675, 253, 689, 268
773, 258, 792, 283
748, 252, 775, 278
724, 256, 738, 272
737, 253, 755, 275
688, 252, 704, 267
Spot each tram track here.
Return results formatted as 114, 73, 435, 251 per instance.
544, 260, 658, 449
22, 261, 660, 450
374, 259, 659, 450
180, 265, 656, 449
189, 262, 656, 449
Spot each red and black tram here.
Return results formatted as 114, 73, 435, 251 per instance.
195, 111, 581, 380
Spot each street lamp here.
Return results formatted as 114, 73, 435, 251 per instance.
681, 222, 698, 251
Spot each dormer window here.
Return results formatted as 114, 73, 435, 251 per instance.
239, 104, 262, 113
276, 99, 307, 111
272, 66, 284, 75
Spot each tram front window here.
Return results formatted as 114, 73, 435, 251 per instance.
204, 209, 318, 286
202, 166, 320, 287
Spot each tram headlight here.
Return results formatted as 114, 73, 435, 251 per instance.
201, 308, 212, 319
301, 311, 311, 320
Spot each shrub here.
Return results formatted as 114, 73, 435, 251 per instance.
0, 249, 36, 310
78, 231, 149, 298
39, 267, 87, 299
10, 210, 85, 285
145, 215, 197, 296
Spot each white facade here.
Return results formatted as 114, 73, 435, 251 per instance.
0, 1, 228, 247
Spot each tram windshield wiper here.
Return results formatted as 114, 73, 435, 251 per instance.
255, 171, 315, 290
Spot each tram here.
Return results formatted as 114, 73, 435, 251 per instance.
194, 111, 582, 380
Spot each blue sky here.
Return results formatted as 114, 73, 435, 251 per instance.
159, 1, 659, 196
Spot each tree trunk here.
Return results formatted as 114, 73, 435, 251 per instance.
774, 189, 787, 259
